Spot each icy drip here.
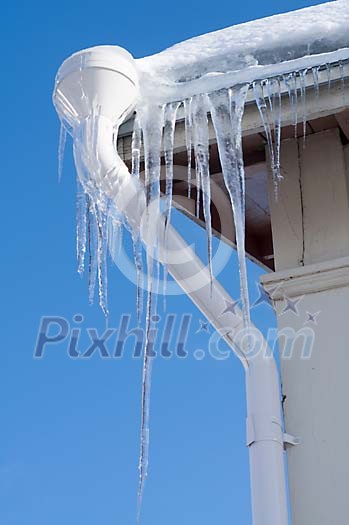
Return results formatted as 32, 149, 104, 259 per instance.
325, 63, 332, 90
299, 69, 308, 144
136, 104, 164, 522
76, 179, 88, 276
107, 214, 123, 261
133, 233, 144, 325
87, 201, 98, 305
267, 78, 282, 182
184, 98, 193, 198
253, 80, 282, 193
191, 94, 214, 285
132, 115, 142, 179
283, 71, 298, 137
163, 103, 181, 228
58, 122, 67, 182
209, 86, 251, 331
71, 109, 112, 316
163, 102, 181, 300
312, 67, 320, 100
339, 61, 347, 104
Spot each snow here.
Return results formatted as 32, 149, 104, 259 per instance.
136, 0, 349, 102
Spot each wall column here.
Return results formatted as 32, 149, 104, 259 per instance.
262, 130, 349, 525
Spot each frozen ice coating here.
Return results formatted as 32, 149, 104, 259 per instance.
53, 0, 349, 522
137, 0, 349, 80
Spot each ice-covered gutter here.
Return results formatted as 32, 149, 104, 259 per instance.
52, 1, 349, 524
136, 0, 349, 102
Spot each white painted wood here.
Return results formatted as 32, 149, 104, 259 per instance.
263, 134, 349, 525
336, 110, 349, 142
267, 139, 304, 271
300, 129, 349, 264
261, 256, 349, 298
262, 262, 349, 525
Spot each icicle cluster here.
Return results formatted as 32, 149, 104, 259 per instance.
60, 58, 348, 523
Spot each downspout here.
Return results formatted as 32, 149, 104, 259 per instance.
53, 45, 294, 525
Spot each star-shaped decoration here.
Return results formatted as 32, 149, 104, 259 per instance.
305, 311, 320, 325
196, 320, 210, 334
220, 299, 240, 317
281, 296, 303, 316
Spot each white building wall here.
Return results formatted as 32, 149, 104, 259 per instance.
262, 132, 349, 525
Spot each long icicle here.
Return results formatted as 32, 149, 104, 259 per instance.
163, 101, 180, 302
253, 81, 278, 193
137, 104, 164, 523
76, 178, 88, 276
209, 86, 251, 332
184, 98, 193, 199
192, 93, 213, 286
132, 114, 142, 179
87, 201, 98, 305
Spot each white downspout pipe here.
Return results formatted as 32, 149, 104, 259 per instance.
53, 45, 291, 525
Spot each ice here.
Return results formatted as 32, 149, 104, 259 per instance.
283, 72, 298, 137
136, 104, 164, 520
326, 63, 332, 91
58, 122, 67, 182
137, 0, 349, 102
299, 69, 308, 144
87, 202, 98, 306
163, 102, 180, 300
133, 233, 144, 325
163, 102, 180, 229
312, 67, 320, 100
132, 114, 142, 179
76, 179, 88, 276
253, 81, 279, 192
191, 93, 213, 284
57, 2, 349, 519
96, 205, 109, 316
184, 98, 193, 199
209, 85, 251, 330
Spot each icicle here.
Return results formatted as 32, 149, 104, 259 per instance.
58, 122, 67, 182
271, 78, 282, 183
133, 233, 144, 325
95, 204, 109, 316
88, 202, 98, 305
284, 72, 298, 137
131, 114, 145, 322
136, 104, 164, 521
266, 77, 282, 185
76, 179, 88, 276
162, 101, 180, 302
209, 86, 251, 332
184, 98, 193, 199
299, 69, 308, 145
339, 61, 346, 105
325, 63, 332, 91
132, 114, 142, 179
253, 81, 279, 193
312, 67, 320, 101
163, 102, 180, 229
140, 105, 164, 207
191, 93, 213, 286
107, 214, 122, 260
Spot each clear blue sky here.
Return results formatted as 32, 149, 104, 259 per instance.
1, 1, 327, 524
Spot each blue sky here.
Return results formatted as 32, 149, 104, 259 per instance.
1, 1, 328, 524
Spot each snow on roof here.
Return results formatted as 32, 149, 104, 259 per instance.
136, 0, 349, 102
